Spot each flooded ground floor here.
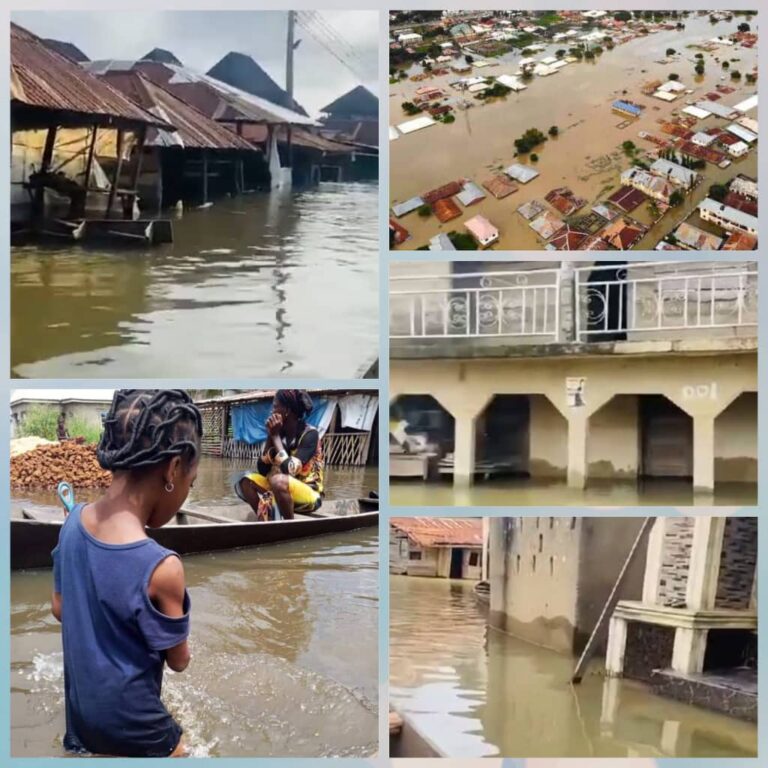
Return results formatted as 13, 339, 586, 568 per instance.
11, 182, 378, 378
389, 477, 756, 508
389, 576, 757, 757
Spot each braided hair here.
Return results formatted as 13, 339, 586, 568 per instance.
275, 389, 313, 420
97, 390, 203, 471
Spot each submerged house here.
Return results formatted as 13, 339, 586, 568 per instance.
10, 23, 171, 234
97, 68, 260, 209
195, 389, 379, 467
85, 57, 316, 190
390, 517, 483, 579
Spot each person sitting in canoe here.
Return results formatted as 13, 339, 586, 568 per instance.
235, 389, 324, 520
50, 389, 202, 757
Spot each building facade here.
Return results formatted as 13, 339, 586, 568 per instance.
390, 260, 757, 496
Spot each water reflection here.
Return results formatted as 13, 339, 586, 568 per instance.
390, 576, 757, 757
12, 183, 378, 378
390, 478, 756, 508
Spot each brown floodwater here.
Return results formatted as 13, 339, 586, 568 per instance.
13, 456, 379, 511
390, 15, 758, 250
389, 576, 757, 757
389, 477, 756, 508
11, 531, 378, 757
11, 182, 378, 378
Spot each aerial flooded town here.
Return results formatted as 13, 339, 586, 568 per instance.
389, 10, 758, 251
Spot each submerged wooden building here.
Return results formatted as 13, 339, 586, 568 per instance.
195, 389, 379, 467
10, 22, 172, 239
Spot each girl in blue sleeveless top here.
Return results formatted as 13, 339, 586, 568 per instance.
51, 390, 203, 757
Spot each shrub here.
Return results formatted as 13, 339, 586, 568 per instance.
548, 125, 559, 137
448, 231, 478, 250
666, 47, 676, 56
18, 405, 102, 444
731, 70, 742, 80
417, 204, 432, 217
668, 72, 680, 80
669, 190, 684, 207
514, 127, 547, 154
708, 183, 728, 202
530, 153, 539, 162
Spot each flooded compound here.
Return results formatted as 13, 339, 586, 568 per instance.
11, 530, 379, 757
389, 576, 757, 758
390, 477, 757, 508
11, 182, 378, 378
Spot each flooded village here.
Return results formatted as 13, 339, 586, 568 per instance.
389, 515, 757, 757
10, 11, 379, 377
10, 388, 379, 756
388, 10, 758, 251
390, 259, 757, 506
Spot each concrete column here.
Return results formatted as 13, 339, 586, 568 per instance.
642, 518, 666, 603
671, 626, 708, 675
600, 677, 622, 727
566, 409, 588, 489
558, 261, 576, 342
605, 615, 628, 677
692, 413, 716, 493
453, 411, 477, 486
686, 516, 726, 610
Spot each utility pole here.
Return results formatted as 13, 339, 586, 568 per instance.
285, 10, 295, 172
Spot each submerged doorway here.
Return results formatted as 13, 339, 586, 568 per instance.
450, 548, 463, 579
640, 395, 693, 478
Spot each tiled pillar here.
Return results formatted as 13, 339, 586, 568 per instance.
605, 615, 629, 676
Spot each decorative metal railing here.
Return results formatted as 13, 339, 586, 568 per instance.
390, 262, 757, 343
389, 269, 562, 339
573, 261, 758, 341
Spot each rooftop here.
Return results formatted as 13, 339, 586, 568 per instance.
390, 517, 483, 548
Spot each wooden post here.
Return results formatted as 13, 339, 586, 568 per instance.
33, 125, 58, 221
128, 125, 147, 218
239, 157, 245, 193
202, 150, 208, 204
83, 126, 98, 194
105, 127, 124, 218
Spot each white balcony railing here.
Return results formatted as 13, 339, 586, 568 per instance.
390, 262, 757, 343
389, 269, 562, 340
573, 262, 758, 341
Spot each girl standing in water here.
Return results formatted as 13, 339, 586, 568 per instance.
51, 389, 202, 757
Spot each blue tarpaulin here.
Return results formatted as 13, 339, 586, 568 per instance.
232, 397, 335, 444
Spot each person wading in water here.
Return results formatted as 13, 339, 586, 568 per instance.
235, 389, 324, 520
51, 389, 201, 757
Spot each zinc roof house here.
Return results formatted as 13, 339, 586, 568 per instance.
390, 517, 483, 579
672, 222, 723, 251
620, 168, 676, 204
465, 214, 499, 248
505, 163, 539, 184
698, 198, 758, 236
650, 158, 698, 189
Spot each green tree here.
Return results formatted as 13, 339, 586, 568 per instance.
695, 61, 705, 75
530, 153, 539, 162
668, 72, 680, 80
708, 183, 728, 202
731, 70, 742, 80
417, 204, 432, 217
548, 125, 559, 137
666, 47, 676, 56
18, 405, 102, 444
622, 140, 636, 155
722, 60, 730, 69
669, 190, 684, 207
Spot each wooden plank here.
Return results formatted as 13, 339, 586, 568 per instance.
571, 516, 655, 683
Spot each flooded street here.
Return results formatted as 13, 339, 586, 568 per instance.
390, 477, 756, 508
11, 182, 378, 378
390, 15, 757, 250
12, 530, 379, 757
389, 576, 757, 757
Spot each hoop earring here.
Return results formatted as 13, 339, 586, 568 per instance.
165, 482, 175, 493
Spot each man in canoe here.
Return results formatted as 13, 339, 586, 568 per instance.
235, 389, 324, 520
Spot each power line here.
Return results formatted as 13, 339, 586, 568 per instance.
295, 11, 374, 82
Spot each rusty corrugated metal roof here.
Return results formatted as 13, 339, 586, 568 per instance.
99, 71, 256, 152
390, 517, 483, 548
10, 23, 170, 129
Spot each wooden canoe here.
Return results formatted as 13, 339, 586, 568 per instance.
11, 498, 378, 570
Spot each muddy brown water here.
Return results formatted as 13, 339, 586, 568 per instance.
389, 576, 757, 757
11, 458, 379, 756
390, 16, 758, 250
11, 182, 378, 378
389, 477, 756, 507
